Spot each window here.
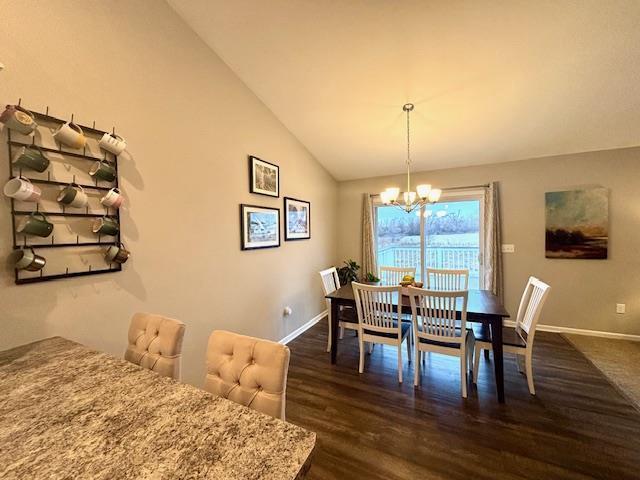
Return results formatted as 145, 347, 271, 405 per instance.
375, 189, 484, 288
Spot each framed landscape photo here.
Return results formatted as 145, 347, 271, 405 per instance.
249, 155, 279, 197
240, 204, 280, 250
284, 197, 311, 241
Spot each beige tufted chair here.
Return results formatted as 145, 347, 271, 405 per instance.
124, 313, 186, 380
204, 330, 291, 420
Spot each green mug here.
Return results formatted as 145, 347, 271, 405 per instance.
89, 160, 117, 182
12, 146, 50, 173
105, 243, 130, 264
16, 212, 54, 237
92, 216, 119, 236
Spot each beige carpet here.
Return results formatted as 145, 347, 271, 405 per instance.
564, 334, 640, 411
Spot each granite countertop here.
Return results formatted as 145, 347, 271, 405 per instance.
0, 337, 315, 480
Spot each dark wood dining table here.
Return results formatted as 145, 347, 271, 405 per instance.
325, 285, 510, 403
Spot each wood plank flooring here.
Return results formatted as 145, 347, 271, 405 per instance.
285, 323, 640, 480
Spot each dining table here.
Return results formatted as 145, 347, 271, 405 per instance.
325, 285, 510, 403
0, 337, 315, 480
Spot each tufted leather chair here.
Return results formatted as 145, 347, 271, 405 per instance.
204, 330, 290, 420
124, 313, 186, 380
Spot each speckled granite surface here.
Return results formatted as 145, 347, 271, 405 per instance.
0, 337, 315, 480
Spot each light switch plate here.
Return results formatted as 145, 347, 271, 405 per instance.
501, 244, 515, 253
616, 304, 626, 314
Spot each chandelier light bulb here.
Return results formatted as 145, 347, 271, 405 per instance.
386, 187, 400, 202
380, 191, 391, 204
403, 191, 416, 204
416, 184, 431, 199
428, 188, 442, 203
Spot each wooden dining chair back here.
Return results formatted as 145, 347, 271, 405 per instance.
319, 267, 358, 352
352, 282, 411, 383
473, 276, 551, 395
379, 266, 416, 286
425, 268, 469, 290
409, 287, 473, 397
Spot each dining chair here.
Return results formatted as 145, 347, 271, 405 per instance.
124, 312, 185, 380
319, 267, 358, 351
352, 282, 411, 383
379, 265, 416, 286
408, 287, 474, 397
473, 276, 551, 395
204, 330, 290, 420
425, 268, 469, 290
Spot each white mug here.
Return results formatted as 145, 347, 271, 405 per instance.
99, 133, 127, 155
53, 121, 86, 148
3, 177, 41, 202
100, 187, 123, 208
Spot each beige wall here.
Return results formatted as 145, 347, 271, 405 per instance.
338, 147, 640, 336
0, 0, 337, 385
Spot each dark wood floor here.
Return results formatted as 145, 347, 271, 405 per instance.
286, 323, 640, 480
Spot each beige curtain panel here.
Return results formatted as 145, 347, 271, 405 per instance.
483, 182, 504, 300
362, 193, 377, 277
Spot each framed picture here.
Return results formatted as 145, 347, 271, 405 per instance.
249, 155, 279, 197
284, 197, 311, 241
240, 204, 280, 250
545, 187, 608, 259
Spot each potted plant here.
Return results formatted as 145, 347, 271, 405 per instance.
362, 272, 381, 285
337, 259, 360, 285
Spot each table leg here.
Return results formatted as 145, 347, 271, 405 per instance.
330, 300, 340, 364
490, 315, 505, 403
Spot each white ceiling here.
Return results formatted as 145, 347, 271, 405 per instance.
167, 0, 640, 181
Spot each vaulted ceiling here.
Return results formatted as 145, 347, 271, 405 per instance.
167, 0, 640, 180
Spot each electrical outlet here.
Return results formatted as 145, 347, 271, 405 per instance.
501, 244, 515, 253
616, 304, 626, 314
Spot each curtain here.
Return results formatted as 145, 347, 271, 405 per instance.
483, 182, 504, 300
362, 193, 377, 277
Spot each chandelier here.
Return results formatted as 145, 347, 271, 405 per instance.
380, 103, 441, 213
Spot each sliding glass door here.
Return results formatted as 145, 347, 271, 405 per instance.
375, 190, 484, 287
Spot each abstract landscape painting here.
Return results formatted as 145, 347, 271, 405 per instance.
545, 187, 608, 259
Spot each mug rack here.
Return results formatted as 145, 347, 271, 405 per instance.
5, 99, 125, 285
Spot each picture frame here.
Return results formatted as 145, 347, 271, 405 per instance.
284, 197, 311, 241
240, 204, 280, 250
249, 155, 279, 197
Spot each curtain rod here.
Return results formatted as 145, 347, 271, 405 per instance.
369, 183, 490, 197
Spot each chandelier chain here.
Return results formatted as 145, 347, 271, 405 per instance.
406, 107, 411, 166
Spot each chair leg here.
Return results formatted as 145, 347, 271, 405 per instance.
368, 342, 374, 354
461, 350, 468, 398
397, 344, 403, 384
339, 325, 345, 339
414, 346, 420, 387
326, 316, 331, 353
358, 336, 365, 374
525, 351, 535, 395
406, 336, 412, 363
467, 336, 475, 374
473, 344, 481, 384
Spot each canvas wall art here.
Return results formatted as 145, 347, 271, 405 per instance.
545, 187, 608, 259
284, 197, 310, 241
249, 155, 279, 197
240, 204, 280, 250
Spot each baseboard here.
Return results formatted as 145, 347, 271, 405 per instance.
503, 320, 640, 342
279, 310, 328, 345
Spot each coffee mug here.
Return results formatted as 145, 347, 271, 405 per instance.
11, 248, 46, 271
99, 133, 127, 155
3, 177, 42, 202
53, 121, 86, 148
0, 105, 38, 135
57, 183, 88, 208
100, 187, 123, 208
12, 146, 50, 173
16, 212, 54, 237
92, 216, 119, 236
105, 243, 130, 264
89, 160, 117, 182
